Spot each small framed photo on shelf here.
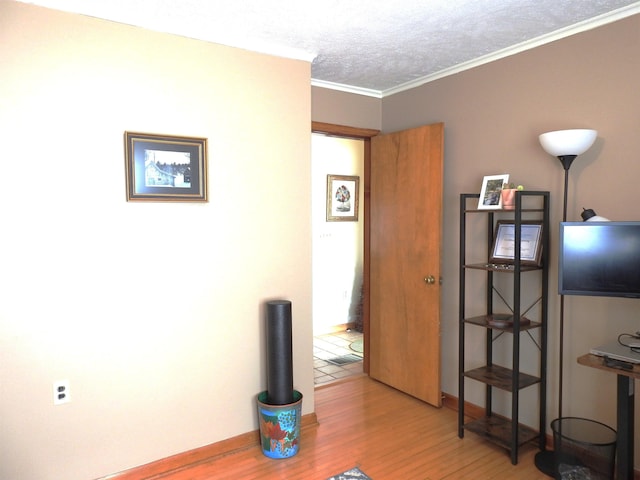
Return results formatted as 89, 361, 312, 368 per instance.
326, 174, 359, 222
124, 131, 208, 202
478, 174, 509, 209
490, 220, 543, 266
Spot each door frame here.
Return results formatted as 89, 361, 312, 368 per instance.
311, 122, 379, 374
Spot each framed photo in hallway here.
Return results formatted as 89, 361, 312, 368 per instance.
124, 131, 208, 202
326, 174, 359, 222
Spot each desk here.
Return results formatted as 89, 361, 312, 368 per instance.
578, 354, 639, 480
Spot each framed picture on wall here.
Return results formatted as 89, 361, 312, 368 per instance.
124, 131, 208, 202
326, 174, 359, 222
478, 173, 509, 209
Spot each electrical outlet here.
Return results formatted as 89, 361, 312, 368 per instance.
53, 380, 70, 405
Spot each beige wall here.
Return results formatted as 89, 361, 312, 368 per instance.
0, 2, 313, 479
312, 13, 640, 464
311, 86, 382, 131
381, 12, 640, 440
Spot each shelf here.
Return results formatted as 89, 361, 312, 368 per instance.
458, 191, 549, 464
464, 416, 539, 451
463, 364, 540, 391
463, 208, 544, 214
464, 314, 541, 332
464, 263, 541, 272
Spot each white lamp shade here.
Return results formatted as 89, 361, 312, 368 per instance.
539, 129, 597, 156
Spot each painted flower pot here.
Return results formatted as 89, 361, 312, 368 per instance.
257, 390, 303, 459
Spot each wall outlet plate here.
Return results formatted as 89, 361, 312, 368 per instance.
53, 380, 70, 405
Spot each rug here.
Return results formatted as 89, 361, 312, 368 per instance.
326, 466, 372, 480
326, 354, 363, 366
350, 338, 363, 353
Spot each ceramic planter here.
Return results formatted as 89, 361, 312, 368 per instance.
501, 189, 517, 210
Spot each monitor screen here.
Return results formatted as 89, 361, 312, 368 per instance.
559, 221, 640, 298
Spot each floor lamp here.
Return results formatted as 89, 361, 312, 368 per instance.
534, 129, 598, 476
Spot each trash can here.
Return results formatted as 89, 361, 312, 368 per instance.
551, 417, 617, 480
257, 390, 303, 459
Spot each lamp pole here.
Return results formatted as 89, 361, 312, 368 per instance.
535, 130, 596, 477
556, 156, 575, 422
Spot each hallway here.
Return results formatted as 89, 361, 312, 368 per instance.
313, 329, 363, 385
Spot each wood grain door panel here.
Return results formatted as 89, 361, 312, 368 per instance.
369, 123, 444, 407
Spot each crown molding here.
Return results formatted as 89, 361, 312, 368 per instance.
311, 79, 383, 98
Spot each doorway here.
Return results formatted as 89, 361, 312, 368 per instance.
310, 122, 443, 404
311, 133, 364, 385
311, 123, 379, 386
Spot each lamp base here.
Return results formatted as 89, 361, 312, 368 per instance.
534, 450, 557, 478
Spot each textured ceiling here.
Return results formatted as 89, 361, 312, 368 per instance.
17, 0, 640, 97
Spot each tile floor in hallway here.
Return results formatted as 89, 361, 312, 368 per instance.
313, 329, 363, 385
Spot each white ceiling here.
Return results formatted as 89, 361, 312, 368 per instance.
17, 0, 640, 97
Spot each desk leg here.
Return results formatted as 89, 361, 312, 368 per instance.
616, 374, 634, 480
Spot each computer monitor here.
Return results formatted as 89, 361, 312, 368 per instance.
558, 221, 640, 299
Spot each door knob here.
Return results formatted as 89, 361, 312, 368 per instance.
424, 275, 436, 285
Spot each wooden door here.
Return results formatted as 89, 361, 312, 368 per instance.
369, 123, 444, 407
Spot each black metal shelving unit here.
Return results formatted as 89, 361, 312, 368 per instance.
457, 191, 549, 465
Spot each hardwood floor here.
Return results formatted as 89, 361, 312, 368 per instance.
115, 375, 555, 479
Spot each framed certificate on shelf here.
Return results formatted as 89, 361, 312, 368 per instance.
489, 220, 543, 266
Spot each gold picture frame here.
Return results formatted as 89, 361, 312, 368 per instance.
124, 131, 208, 202
326, 174, 359, 222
